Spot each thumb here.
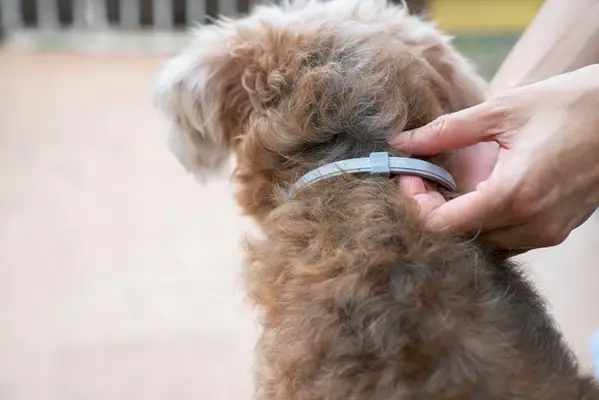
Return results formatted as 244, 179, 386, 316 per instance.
424, 179, 507, 235
389, 100, 502, 156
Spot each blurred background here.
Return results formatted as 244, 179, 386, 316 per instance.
0, 0, 597, 399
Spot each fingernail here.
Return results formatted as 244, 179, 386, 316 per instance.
389, 131, 413, 148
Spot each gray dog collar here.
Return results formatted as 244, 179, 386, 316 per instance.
283, 152, 456, 199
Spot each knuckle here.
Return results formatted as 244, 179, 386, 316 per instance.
489, 92, 518, 115
509, 199, 540, 221
479, 96, 514, 135
426, 115, 448, 139
506, 183, 542, 220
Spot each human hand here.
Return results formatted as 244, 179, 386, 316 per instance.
390, 65, 599, 252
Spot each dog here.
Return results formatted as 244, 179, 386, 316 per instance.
154, 0, 599, 398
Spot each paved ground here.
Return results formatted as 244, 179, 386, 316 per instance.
0, 48, 597, 400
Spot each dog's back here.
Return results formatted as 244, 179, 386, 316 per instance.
245, 173, 598, 398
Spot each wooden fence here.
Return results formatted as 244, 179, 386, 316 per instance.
0, 0, 427, 31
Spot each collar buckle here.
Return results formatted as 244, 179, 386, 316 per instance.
369, 151, 391, 177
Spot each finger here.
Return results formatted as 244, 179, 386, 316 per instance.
398, 175, 446, 219
448, 141, 499, 193
414, 191, 447, 220
388, 101, 503, 156
480, 223, 551, 251
424, 181, 508, 234
398, 175, 426, 196
481, 212, 570, 250
483, 206, 597, 251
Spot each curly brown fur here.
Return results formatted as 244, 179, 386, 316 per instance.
246, 176, 599, 399
154, 0, 599, 398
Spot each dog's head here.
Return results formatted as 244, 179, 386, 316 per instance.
154, 0, 486, 220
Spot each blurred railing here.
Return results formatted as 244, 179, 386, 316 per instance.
0, 0, 427, 31
0, 0, 261, 30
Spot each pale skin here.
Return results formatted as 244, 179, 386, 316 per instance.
390, 0, 599, 252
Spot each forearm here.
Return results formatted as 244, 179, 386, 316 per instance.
490, 0, 599, 95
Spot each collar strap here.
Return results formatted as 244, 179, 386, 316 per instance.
283, 152, 456, 199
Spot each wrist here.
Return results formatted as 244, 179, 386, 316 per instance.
490, 0, 599, 95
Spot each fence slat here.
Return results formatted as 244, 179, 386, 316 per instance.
37, 0, 59, 29
153, 0, 172, 29
74, 0, 108, 28
120, 0, 140, 28
1, 0, 250, 31
219, 0, 236, 17
186, 0, 206, 25
0, 0, 21, 28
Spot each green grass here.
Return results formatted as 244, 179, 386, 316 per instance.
453, 34, 521, 80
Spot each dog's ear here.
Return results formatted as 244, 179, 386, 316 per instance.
154, 22, 253, 181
